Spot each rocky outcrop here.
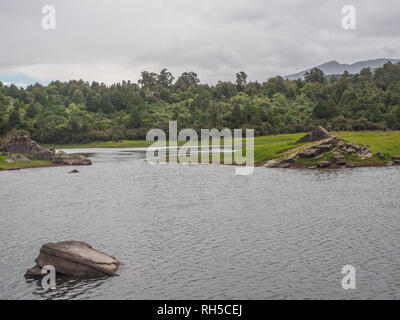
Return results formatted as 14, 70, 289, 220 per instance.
1, 135, 55, 160
52, 151, 92, 166
1, 134, 92, 166
264, 127, 375, 169
335, 142, 373, 158
25, 241, 120, 278
297, 137, 338, 158
295, 126, 334, 144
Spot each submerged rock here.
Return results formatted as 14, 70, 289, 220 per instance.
52, 151, 92, 166
25, 241, 120, 278
295, 126, 334, 144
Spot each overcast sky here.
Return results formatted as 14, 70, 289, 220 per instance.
0, 0, 399, 86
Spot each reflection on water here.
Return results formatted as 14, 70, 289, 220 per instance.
28, 276, 108, 300
1, 147, 400, 299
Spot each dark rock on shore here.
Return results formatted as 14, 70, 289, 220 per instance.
297, 137, 337, 158
377, 152, 385, 160
356, 146, 373, 158
1, 134, 92, 166
392, 156, 400, 164
295, 126, 334, 144
317, 160, 333, 168
25, 241, 120, 278
333, 152, 346, 166
5, 155, 30, 163
1, 135, 55, 160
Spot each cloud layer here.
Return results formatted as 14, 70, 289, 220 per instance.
0, 0, 399, 84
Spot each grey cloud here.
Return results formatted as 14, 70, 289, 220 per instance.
0, 0, 399, 84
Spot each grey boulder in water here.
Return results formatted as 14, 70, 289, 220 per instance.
25, 241, 120, 278
52, 150, 92, 166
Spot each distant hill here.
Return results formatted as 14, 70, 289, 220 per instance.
285, 58, 400, 80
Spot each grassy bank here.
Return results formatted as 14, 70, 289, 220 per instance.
335, 131, 400, 158
41, 131, 400, 167
0, 154, 54, 171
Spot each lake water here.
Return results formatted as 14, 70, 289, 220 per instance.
1, 148, 400, 299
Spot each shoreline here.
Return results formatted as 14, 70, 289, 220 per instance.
0, 162, 66, 171
1, 156, 399, 172
3, 131, 399, 170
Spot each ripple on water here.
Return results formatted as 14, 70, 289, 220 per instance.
1, 149, 400, 299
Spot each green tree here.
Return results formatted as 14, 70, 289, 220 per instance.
157, 69, 175, 88
8, 107, 21, 130
236, 71, 247, 91
304, 68, 326, 84
26, 103, 39, 118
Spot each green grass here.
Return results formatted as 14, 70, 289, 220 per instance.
251, 133, 305, 163
335, 131, 400, 159
0, 154, 52, 170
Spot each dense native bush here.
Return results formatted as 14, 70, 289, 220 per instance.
1, 63, 400, 143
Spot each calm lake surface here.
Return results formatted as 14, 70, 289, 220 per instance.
1, 148, 400, 299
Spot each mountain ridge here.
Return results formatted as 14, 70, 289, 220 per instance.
285, 58, 400, 80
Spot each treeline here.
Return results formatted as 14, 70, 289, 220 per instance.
1, 63, 400, 143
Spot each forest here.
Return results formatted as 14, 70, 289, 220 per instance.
1, 62, 400, 144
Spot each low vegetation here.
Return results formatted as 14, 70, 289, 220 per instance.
0, 154, 52, 170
